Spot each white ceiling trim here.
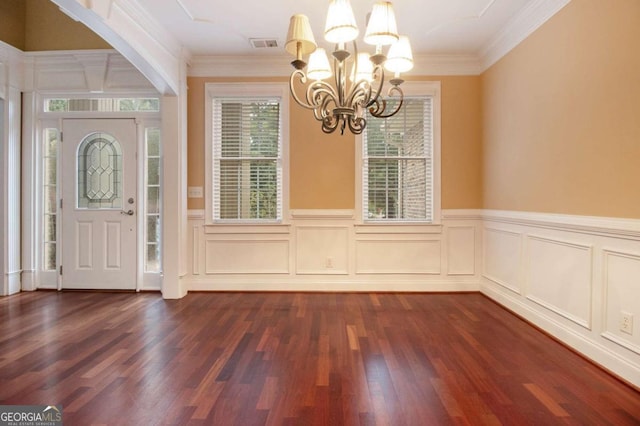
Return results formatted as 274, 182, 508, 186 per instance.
188, 0, 570, 78
52, 0, 186, 95
188, 54, 483, 78
480, 0, 571, 71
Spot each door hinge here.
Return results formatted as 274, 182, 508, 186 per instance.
60, 132, 63, 142
59, 265, 63, 275
60, 199, 63, 209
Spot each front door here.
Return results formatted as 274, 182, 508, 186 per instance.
61, 119, 137, 290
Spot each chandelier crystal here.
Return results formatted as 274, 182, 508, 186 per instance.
285, 0, 413, 135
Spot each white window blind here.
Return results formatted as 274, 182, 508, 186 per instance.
363, 97, 433, 221
212, 97, 282, 221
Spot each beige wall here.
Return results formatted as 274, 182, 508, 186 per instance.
0, 0, 26, 50
0, 0, 111, 51
482, 0, 640, 218
24, 0, 111, 51
187, 75, 482, 211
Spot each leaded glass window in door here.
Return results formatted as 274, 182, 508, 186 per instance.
77, 132, 123, 209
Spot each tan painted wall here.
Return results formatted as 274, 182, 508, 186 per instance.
187, 75, 482, 211
0, 0, 26, 50
482, 0, 640, 218
25, 0, 111, 51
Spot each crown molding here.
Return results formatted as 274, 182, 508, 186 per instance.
188, 55, 291, 78
480, 0, 571, 71
188, 53, 482, 78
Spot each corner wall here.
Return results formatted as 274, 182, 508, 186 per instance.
482, 0, 640, 218
481, 0, 640, 388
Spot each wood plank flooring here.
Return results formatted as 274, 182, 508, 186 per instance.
0, 291, 638, 425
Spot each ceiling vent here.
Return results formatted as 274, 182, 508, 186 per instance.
250, 38, 279, 49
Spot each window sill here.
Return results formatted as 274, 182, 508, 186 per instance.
355, 223, 443, 235
204, 223, 291, 235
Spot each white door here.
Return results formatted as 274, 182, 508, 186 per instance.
61, 119, 137, 290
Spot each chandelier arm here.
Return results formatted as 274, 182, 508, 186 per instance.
306, 82, 337, 110
347, 115, 366, 135
322, 115, 340, 134
365, 64, 386, 108
369, 86, 405, 119
316, 93, 336, 121
346, 81, 372, 111
289, 70, 319, 110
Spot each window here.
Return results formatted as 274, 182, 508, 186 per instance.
359, 82, 441, 223
44, 97, 160, 112
43, 128, 59, 270
77, 132, 122, 209
206, 83, 289, 223
145, 128, 162, 272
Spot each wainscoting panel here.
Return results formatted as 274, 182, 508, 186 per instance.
447, 226, 476, 275
204, 238, 290, 274
481, 210, 640, 389
525, 235, 593, 329
296, 226, 349, 275
483, 228, 522, 294
186, 209, 481, 291
602, 249, 640, 355
355, 239, 441, 274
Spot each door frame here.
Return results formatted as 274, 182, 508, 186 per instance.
30, 95, 162, 292
60, 118, 139, 290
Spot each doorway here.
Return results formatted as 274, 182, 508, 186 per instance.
61, 119, 137, 290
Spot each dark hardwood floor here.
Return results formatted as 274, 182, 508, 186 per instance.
0, 291, 638, 425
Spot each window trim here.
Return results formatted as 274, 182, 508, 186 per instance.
204, 82, 290, 225
355, 81, 441, 225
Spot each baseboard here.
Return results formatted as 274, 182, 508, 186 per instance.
187, 278, 481, 293
482, 279, 640, 389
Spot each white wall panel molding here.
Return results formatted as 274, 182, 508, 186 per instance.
204, 225, 291, 235
483, 209, 640, 241
355, 239, 441, 275
186, 209, 481, 291
296, 226, 350, 275
525, 235, 593, 329
447, 226, 476, 276
602, 249, 640, 356
483, 227, 523, 294
354, 224, 443, 235
204, 239, 290, 275
481, 209, 640, 388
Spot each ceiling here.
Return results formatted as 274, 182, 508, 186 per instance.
135, 0, 534, 58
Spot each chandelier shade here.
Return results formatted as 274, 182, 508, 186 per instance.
364, 2, 399, 47
307, 48, 333, 81
385, 36, 414, 73
324, 0, 359, 44
285, 14, 317, 60
286, 0, 412, 135
351, 52, 374, 82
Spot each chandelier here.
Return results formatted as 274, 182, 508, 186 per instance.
285, 0, 414, 135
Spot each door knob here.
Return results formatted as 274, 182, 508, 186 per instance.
121, 210, 134, 216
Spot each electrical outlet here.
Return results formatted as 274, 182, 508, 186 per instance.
325, 257, 334, 269
621, 312, 633, 335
